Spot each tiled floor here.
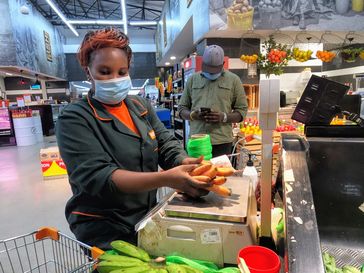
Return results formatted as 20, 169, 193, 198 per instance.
0, 136, 72, 240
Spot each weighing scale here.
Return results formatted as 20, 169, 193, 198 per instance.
137, 177, 257, 266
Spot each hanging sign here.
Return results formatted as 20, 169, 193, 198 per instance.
43, 30, 53, 62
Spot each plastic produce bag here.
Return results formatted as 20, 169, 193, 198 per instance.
166, 255, 240, 273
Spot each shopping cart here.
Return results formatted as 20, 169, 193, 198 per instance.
0, 227, 104, 273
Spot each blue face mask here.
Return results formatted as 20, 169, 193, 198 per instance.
202, 71, 221, 81
89, 71, 132, 105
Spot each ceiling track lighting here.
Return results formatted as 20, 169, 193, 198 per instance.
67, 20, 157, 27
45, 0, 79, 37
129, 21, 157, 26
67, 20, 125, 25
120, 0, 128, 35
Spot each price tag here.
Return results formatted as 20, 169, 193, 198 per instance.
201, 228, 221, 244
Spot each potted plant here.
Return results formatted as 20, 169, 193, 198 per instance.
256, 36, 292, 78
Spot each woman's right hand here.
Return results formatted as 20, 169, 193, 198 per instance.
162, 164, 213, 198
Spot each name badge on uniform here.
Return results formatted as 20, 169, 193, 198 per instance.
148, 130, 156, 140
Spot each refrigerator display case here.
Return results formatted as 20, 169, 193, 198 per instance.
0, 108, 16, 147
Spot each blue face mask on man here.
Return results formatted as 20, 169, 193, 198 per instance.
201, 71, 222, 81
89, 69, 132, 104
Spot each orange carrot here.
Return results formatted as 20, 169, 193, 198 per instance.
202, 166, 218, 179
211, 176, 227, 185
216, 167, 235, 177
192, 175, 211, 183
190, 164, 212, 176
207, 185, 231, 197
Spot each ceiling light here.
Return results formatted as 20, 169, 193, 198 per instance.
129, 21, 157, 26
120, 0, 128, 34
5, 73, 13, 76
68, 20, 124, 25
165, 62, 171, 66
45, 0, 79, 37
170, 56, 176, 60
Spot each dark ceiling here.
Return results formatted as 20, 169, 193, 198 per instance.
29, 0, 165, 30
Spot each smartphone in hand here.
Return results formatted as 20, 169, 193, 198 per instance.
200, 107, 211, 114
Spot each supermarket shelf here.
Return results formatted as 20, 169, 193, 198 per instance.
174, 117, 183, 123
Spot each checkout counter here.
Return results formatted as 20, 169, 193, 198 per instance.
281, 75, 364, 273
135, 75, 363, 272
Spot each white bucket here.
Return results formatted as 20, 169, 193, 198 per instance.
33, 114, 43, 143
13, 117, 37, 146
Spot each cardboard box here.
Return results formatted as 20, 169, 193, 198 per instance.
40, 146, 67, 179
40, 146, 61, 161
41, 159, 67, 179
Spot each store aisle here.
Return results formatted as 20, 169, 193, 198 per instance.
0, 137, 72, 240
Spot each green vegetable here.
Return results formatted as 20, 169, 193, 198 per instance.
323, 252, 336, 267
342, 265, 361, 273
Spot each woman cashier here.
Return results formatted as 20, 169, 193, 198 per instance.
56, 28, 210, 249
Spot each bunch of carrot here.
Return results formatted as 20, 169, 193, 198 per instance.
190, 161, 234, 197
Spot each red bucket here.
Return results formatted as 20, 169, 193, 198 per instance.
237, 246, 281, 273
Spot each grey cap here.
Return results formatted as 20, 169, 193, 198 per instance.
202, 45, 224, 74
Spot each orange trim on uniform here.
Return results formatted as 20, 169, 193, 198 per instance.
140, 110, 148, 116
130, 98, 148, 117
87, 94, 112, 121
71, 211, 104, 218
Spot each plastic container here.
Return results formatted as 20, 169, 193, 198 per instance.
13, 117, 37, 146
243, 154, 258, 191
237, 246, 281, 273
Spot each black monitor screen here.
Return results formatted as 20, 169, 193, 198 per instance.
292, 75, 350, 125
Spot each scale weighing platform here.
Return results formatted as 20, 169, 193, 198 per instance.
137, 177, 257, 266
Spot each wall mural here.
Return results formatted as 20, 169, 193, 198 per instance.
210, 0, 364, 31
0, 0, 17, 66
8, 0, 66, 79
155, 0, 209, 63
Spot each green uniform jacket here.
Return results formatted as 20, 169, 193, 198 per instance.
56, 92, 187, 246
178, 70, 248, 145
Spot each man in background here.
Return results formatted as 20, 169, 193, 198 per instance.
178, 45, 248, 157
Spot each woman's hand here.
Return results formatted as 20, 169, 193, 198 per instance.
162, 164, 212, 198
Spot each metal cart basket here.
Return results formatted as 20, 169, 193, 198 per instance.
0, 227, 103, 273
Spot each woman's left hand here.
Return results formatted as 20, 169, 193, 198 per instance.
182, 155, 203, 165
